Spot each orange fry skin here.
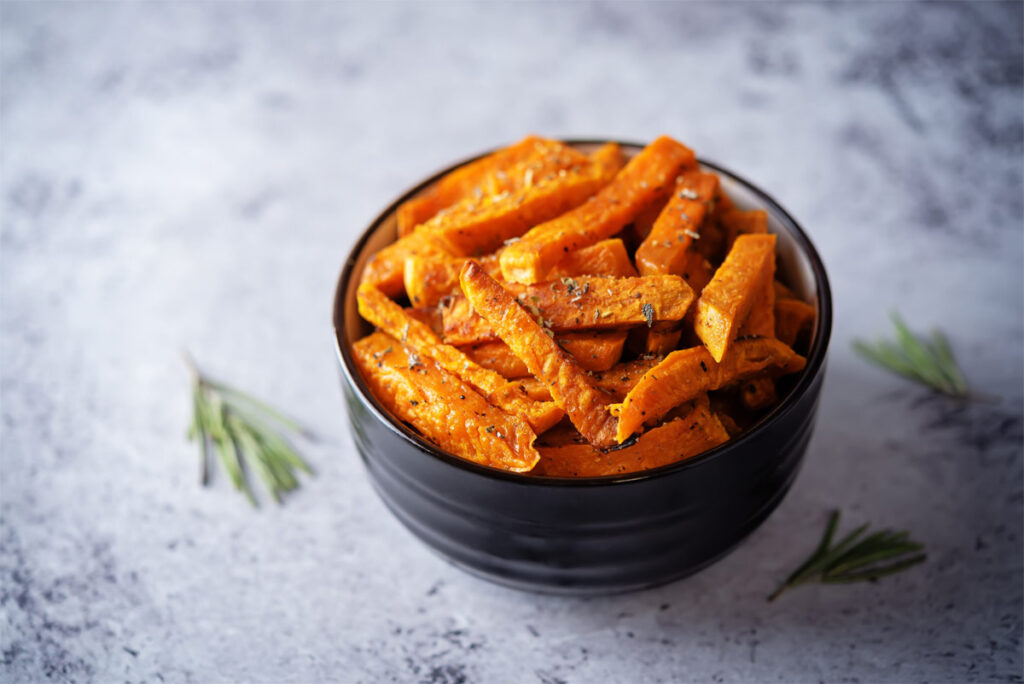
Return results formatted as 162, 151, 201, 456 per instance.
738, 259, 777, 339
740, 376, 778, 411
460, 260, 620, 448
362, 230, 453, 298
425, 146, 600, 257
613, 337, 806, 442
404, 238, 636, 308
775, 298, 816, 348
635, 171, 719, 277
512, 355, 663, 403
357, 283, 563, 434
694, 234, 777, 362
549, 238, 638, 280
404, 254, 501, 308
721, 207, 769, 250
590, 141, 626, 178
533, 399, 729, 477
644, 323, 682, 356
395, 135, 553, 236
500, 135, 696, 284
465, 330, 628, 377
365, 146, 613, 299
353, 332, 540, 472
442, 274, 694, 346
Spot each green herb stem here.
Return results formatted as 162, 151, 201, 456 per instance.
768, 510, 926, 602
185, 353, 314, 506
853, 313, 979, 400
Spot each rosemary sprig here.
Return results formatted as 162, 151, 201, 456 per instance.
852, 313, 970, 399
768, 510, 926, 602
185, 353, 314, 506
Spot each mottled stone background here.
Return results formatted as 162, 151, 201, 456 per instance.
1, 2, 1021, 683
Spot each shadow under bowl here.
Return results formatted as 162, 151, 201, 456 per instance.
332, 140, 833, 595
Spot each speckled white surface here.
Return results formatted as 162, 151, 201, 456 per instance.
2, 3, 1022, 683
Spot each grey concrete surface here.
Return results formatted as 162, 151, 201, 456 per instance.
1, 2, 1021, 682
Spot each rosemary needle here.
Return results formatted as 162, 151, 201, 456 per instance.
768, 510, 926, 602
184, 352, 314, 506
852, 312, 972, 399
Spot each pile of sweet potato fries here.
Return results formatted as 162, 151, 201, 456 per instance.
352, 136, 816, 476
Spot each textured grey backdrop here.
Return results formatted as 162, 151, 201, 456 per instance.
2, 2, 1022, 683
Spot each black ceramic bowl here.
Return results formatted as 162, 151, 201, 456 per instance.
333, 140, 832, 595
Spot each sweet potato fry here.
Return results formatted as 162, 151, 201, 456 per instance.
721, 207, 768, 250
549, 238, 638, 279
405, 238, 636, 308
588, 357, 664, 400
775, 298, 816, 348
613, 337, 806, 442
590, 141, 626, 178
553, 330, 631, 371
694, 234, 777, 362
425, 150, 615, 257
362, 231, 454, 297
464, 330, 628, 377
365, 149, 614, 298
631, 196, 671, 241
404, 306, 444, 335
774, 279, 798, 300
516, 376, 551, 401
404, 254, 501, 308
442, 274, 695, 346
715, 410, 743, 438
644, 323, 681, 356
353, 332, 540, 472
395, 135, 555, 236
532, 399, 729, 477
679, 250, 715, 295
500, 136, 696, 284
738, 251, 776, 338
534, 421, 589, 447
633, 170, 717, 354
635, 171, 719, 277
694, 184, 736, 264
518, 354, 663, 403
740, 376, 778, 411
462, 340, 531, 378
358, 283, 563, 433
460, 260, 620, 448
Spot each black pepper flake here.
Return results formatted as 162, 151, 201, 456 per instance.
642, 303, 654, 328
486, 425, 495, 433
410, 400, 419, 406
700, 360, 708, 372
460, 394, 466, 400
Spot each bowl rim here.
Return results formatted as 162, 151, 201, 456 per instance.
333, 138, 833, 487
